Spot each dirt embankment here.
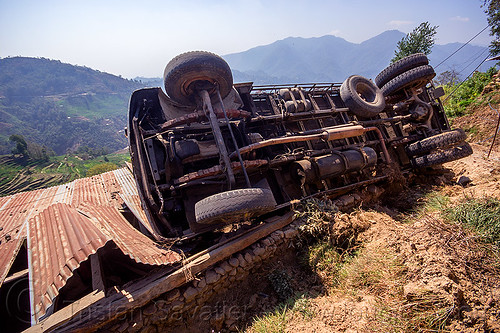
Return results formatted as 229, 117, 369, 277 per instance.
163, 141, 499, 333
257, 146, 500, 333
156, 93, 500, 332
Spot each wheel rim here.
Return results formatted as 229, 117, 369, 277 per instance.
356, 82, 378, 104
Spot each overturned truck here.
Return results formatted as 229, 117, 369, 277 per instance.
128, 51, 472, 239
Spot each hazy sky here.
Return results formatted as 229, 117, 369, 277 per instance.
0, 0, 493, 78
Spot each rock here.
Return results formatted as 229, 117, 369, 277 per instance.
215, 266, 226, 276
235, 267, 246, 280
229, 257, 239, 267
244, 252, 253, 265
457, 175, 472, 187
140, 325, 158, 333
116, 321, 129, 333
205, 270, 221, 285
183, 286, 198, 303
196, 277, 207, 289
129, 315, 143, 333
283, 228, 298, 239
210, 312, 225, 331
165, 289, 180, 302
340, 194, 355, 206
220, 261, 233, 273
270, 232, 282, 244
248, 294, 258, 308
143, 303, 157, 316
261, 238, 272, 247
237, 254, 247, 267
253, 246, 266, 257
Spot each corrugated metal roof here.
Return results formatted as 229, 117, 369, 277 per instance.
113, 167, 161, 238
0, 189, 45, 284
30, 203, 109, 319
0, 167, 182, 323
78, 203, 180, 266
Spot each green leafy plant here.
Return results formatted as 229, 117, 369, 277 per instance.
442, 67, 497, 118
392, 22, 438, 62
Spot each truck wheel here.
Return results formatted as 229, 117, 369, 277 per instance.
381, 65, 436, 97
164, 51, 233, 106
340, 75, 386, 118
406, 129, 467, 157
195, 188, 277, 225
410, 142, 472, 168
375, 53, 429, 88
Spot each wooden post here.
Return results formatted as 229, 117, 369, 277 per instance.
90, 253, 105, 292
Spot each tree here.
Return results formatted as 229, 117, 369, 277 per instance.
483, 0, 500, 56
434, 69, 461, 86
9, 134, 28, 157
392, 22, 438, 62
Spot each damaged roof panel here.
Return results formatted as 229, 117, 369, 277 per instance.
112, 167, 161, 239
30, 203, 109, 319
0, 189, 44, 285
79, 203, 180, 266
0, 167, 182, 323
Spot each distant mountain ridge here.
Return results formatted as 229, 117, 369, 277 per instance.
223, 30, 491, 84
0, 30, 492, 155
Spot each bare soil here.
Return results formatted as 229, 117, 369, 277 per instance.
168, 107, 500, 332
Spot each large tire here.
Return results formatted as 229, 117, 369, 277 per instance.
164, 51, 233, 106
195, 188, 277, 225
406, 129, 467, 157
340, 75, 386, 118
410, 142, 473, 168
381, 65, 436, 97
375, 53, 429, 88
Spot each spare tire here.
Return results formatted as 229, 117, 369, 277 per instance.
195, 188, 277, 225
375, 53, 429, 88
164, 51, 233, 106
406, 129, 467, 157
381, 65, 436, 97
340, 75, 386, 118
410, 142, 473, 168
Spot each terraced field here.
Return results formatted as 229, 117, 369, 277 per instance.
0, 152, 130, 196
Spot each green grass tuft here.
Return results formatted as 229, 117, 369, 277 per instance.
445, 196, 500, 245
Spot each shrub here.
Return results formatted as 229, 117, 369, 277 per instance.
442, 67, 497, 118
86, 162, 117, 177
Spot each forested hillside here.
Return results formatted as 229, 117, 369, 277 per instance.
0, 57, 144, 154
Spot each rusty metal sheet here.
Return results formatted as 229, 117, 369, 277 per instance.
0, 189, 44, 286
1, 167, 181, 322
70, 174, 112, 208
30, 202, 181, 321
78, 203, 181, 266
112, 168, 161, 239
29, 203, 109, 320
0, 167, 181, 322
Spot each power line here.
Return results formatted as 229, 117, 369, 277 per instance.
442, 53, 492, 103
435, 25, 490, 69
458, 48, 489, 76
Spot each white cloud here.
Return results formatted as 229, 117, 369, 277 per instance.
388, 20, 414, 27
328, 29, 341, 36
450, 16, 470, 22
